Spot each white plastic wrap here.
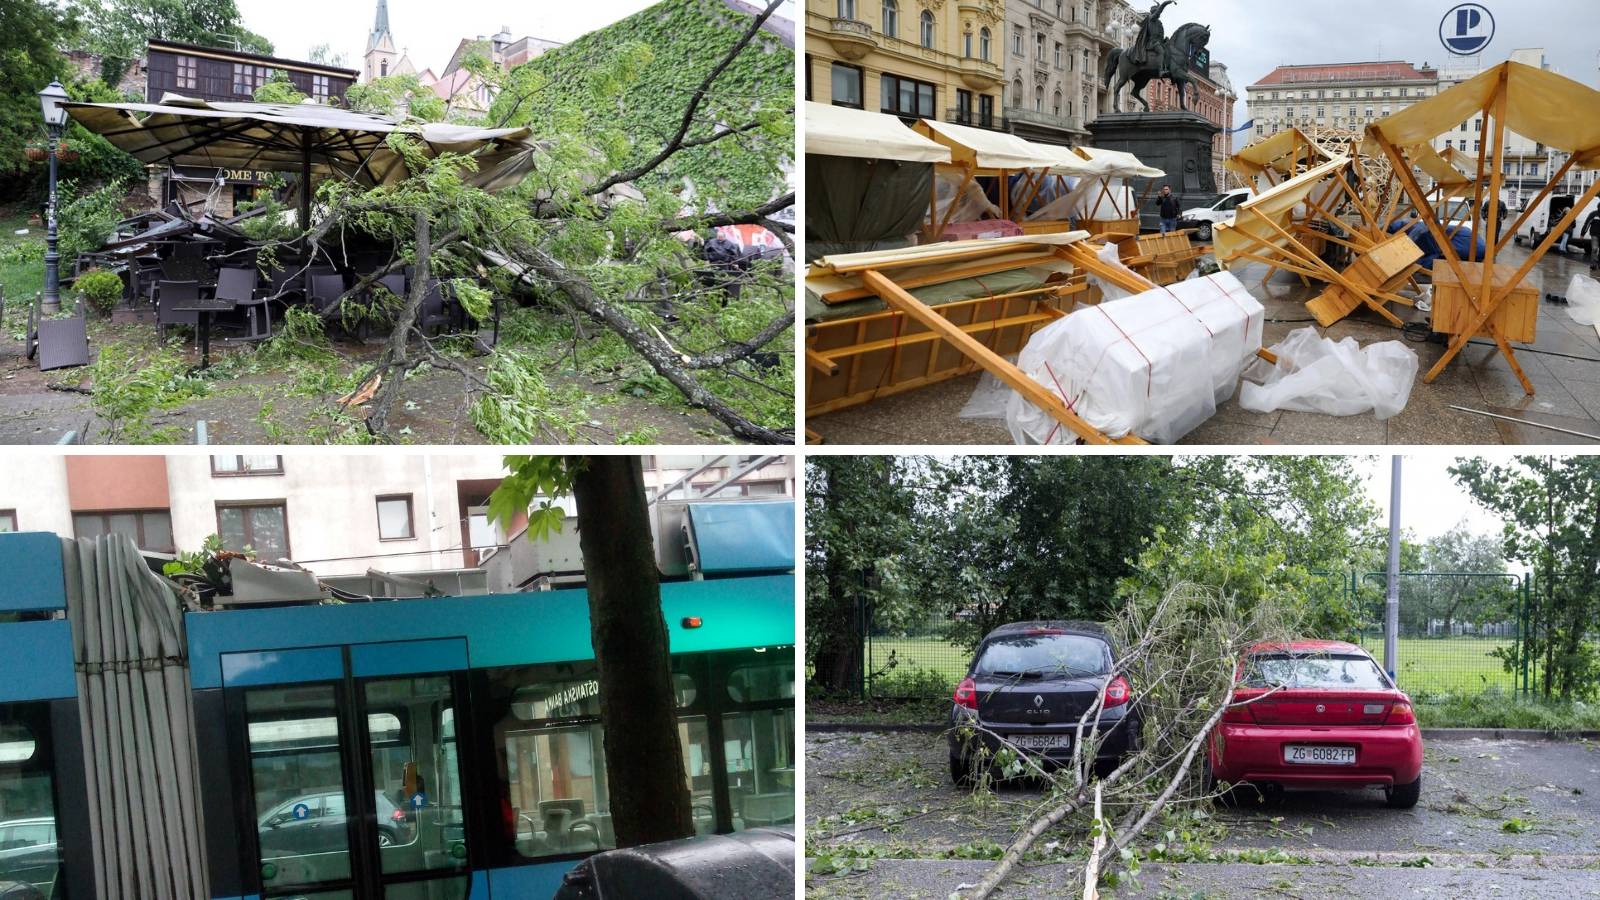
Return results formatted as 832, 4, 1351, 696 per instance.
1566, 273, 1600, 329
1238, 327, 1419, 419
931, 170, 1001, 224
1002, 271, 1265, 444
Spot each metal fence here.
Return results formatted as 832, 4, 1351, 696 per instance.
854, 571, 1596, 702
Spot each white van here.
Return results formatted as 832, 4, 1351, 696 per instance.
1181, 188, 1254, 241
1514, 193, 1600, 255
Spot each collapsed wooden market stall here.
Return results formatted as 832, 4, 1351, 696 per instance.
1364, 59, 1600, 394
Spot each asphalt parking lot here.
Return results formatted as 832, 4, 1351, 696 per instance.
805, 727, 1600, 898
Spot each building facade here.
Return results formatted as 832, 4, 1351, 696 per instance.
1244, 60, 1438, 143
0, 454, 794, 591
139, 40, 358, 216
804, 0, 1006, 129
1000, 0, 1135, 145
363, 0, 425, 84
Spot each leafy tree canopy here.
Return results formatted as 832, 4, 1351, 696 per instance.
74, 0, 273, 84
0, 0, 76, 181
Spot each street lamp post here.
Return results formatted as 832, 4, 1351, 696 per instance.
38, 81, 69, 315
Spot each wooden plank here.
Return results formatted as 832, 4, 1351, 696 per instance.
816, 311, 1059, 361
860, 269, 1144, 445
1055, 243, 1155, 296
805, 346, 838, 375
819, 252, 1059, 304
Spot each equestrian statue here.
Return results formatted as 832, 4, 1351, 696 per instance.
1102, 0, 1211, 113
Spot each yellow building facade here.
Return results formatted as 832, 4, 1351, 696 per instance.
805, 0, 1006, 128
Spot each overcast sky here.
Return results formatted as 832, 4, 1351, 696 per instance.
1354, 454, 1503, 542
235, 0, 795, 75
1196, 0, 1600, 123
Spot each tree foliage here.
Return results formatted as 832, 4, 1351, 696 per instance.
74, 0, 272, 84
1452, 455, 1600, 700
805, 455, 1383, 693
0, 0, 76, 184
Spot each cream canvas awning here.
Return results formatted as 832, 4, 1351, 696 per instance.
915, 119, 1062, 171
1072, 145, 1165, 179
1214, 156, 1351, 262
803, 101, 952, 163
1370, 61, 1600, 169
63, 94, 544, 205
1226, 127, 1328, 179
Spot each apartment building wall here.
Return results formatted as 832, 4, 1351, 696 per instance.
0, 457, 72, 538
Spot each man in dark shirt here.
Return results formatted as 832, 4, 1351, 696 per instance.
1156, 185, 1181, 234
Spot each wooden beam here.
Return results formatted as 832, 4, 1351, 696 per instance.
1244, 206, 1405, 326
1425, 174, 1600, 386
1055, 242, 1156, 295
1468, 99, 1492, 263
1492, 154, 1577, 257
805, 346, 838, 375
860, 269, 1144, 445
819, 252, 1059, 304
1370, 127, 1473, 293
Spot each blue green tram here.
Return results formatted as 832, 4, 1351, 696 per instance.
0, 531, 795, 899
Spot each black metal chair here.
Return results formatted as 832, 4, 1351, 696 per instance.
156, 279, 202, 338
216, 267, 269, 341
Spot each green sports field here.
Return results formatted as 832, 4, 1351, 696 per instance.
866, 634, 1528, 700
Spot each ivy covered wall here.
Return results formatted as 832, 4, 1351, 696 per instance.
491, 0, 793, 211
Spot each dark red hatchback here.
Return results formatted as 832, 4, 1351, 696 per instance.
1207, 640, 1423, 808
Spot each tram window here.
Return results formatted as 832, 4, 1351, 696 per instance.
727, 658, 796, 703
501, 720, 616, 858
361, 676, 468, 876
0, 716, 62, 894
246, 686, 353, 888
677, 716, 716, 835
722, 709, 794, 830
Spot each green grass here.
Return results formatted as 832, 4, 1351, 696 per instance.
0, 211, 45, 322
866, 634, 1530, 700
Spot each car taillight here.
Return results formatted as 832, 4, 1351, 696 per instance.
953, 676, 978, 710
392, 808, 407, 822
1103, 675, 1130, 708
1386, 701, 1415, 725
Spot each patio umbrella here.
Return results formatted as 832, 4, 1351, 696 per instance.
62, 93, 542, 227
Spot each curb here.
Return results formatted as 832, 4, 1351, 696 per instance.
808, 723, 1600, 741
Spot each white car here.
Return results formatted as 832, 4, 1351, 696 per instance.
1181, 188, 1253, 241
1514, 193, 1600, 255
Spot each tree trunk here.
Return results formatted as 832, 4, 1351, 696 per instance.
367, 209, 433, 436
569, 455, 694, 847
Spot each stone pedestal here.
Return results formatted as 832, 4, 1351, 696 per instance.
1086, 111, 1219, 232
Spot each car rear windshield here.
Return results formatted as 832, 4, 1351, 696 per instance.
975, 633, 1110, 678
1241, 654, 1390, 690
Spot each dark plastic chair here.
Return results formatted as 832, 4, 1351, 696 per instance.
31, 294, 90, 371
156, 279, 202, 338
419, 279, 452, 335
216, 267, 269, 341
308, 273, 348, 319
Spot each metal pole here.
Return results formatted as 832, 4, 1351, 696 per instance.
1384, 455, 1401, 681
42, 123, 62, 314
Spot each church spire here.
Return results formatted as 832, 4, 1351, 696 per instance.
369, 0, 391, 51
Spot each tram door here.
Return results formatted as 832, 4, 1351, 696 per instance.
224, 639, 477, 900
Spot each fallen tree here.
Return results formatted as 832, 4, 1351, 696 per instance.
952, 582, 1300, 899
253, 0, 795, 443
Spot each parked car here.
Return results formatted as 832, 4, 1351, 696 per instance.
257, 790, 409, 857
947, 621, 1142, 785
1206, 640, 1423, 808
1514, 192, 1600, 256
0, 817, 56, 894
1180, 188, 1254, 242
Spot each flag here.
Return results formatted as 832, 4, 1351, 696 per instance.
1228, 118, 1255, 134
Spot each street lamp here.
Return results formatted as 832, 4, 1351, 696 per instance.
38, 81, 69, 314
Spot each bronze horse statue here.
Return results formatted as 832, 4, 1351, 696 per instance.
1102, 22, 1211, 113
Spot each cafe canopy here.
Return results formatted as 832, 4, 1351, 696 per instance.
63, 94, 543, 223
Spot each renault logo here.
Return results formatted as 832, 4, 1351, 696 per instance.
1315, 704, 1326, 713
1034, 694, 1045, 708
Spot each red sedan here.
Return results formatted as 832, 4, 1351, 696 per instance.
1206, 640, 1423, 808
